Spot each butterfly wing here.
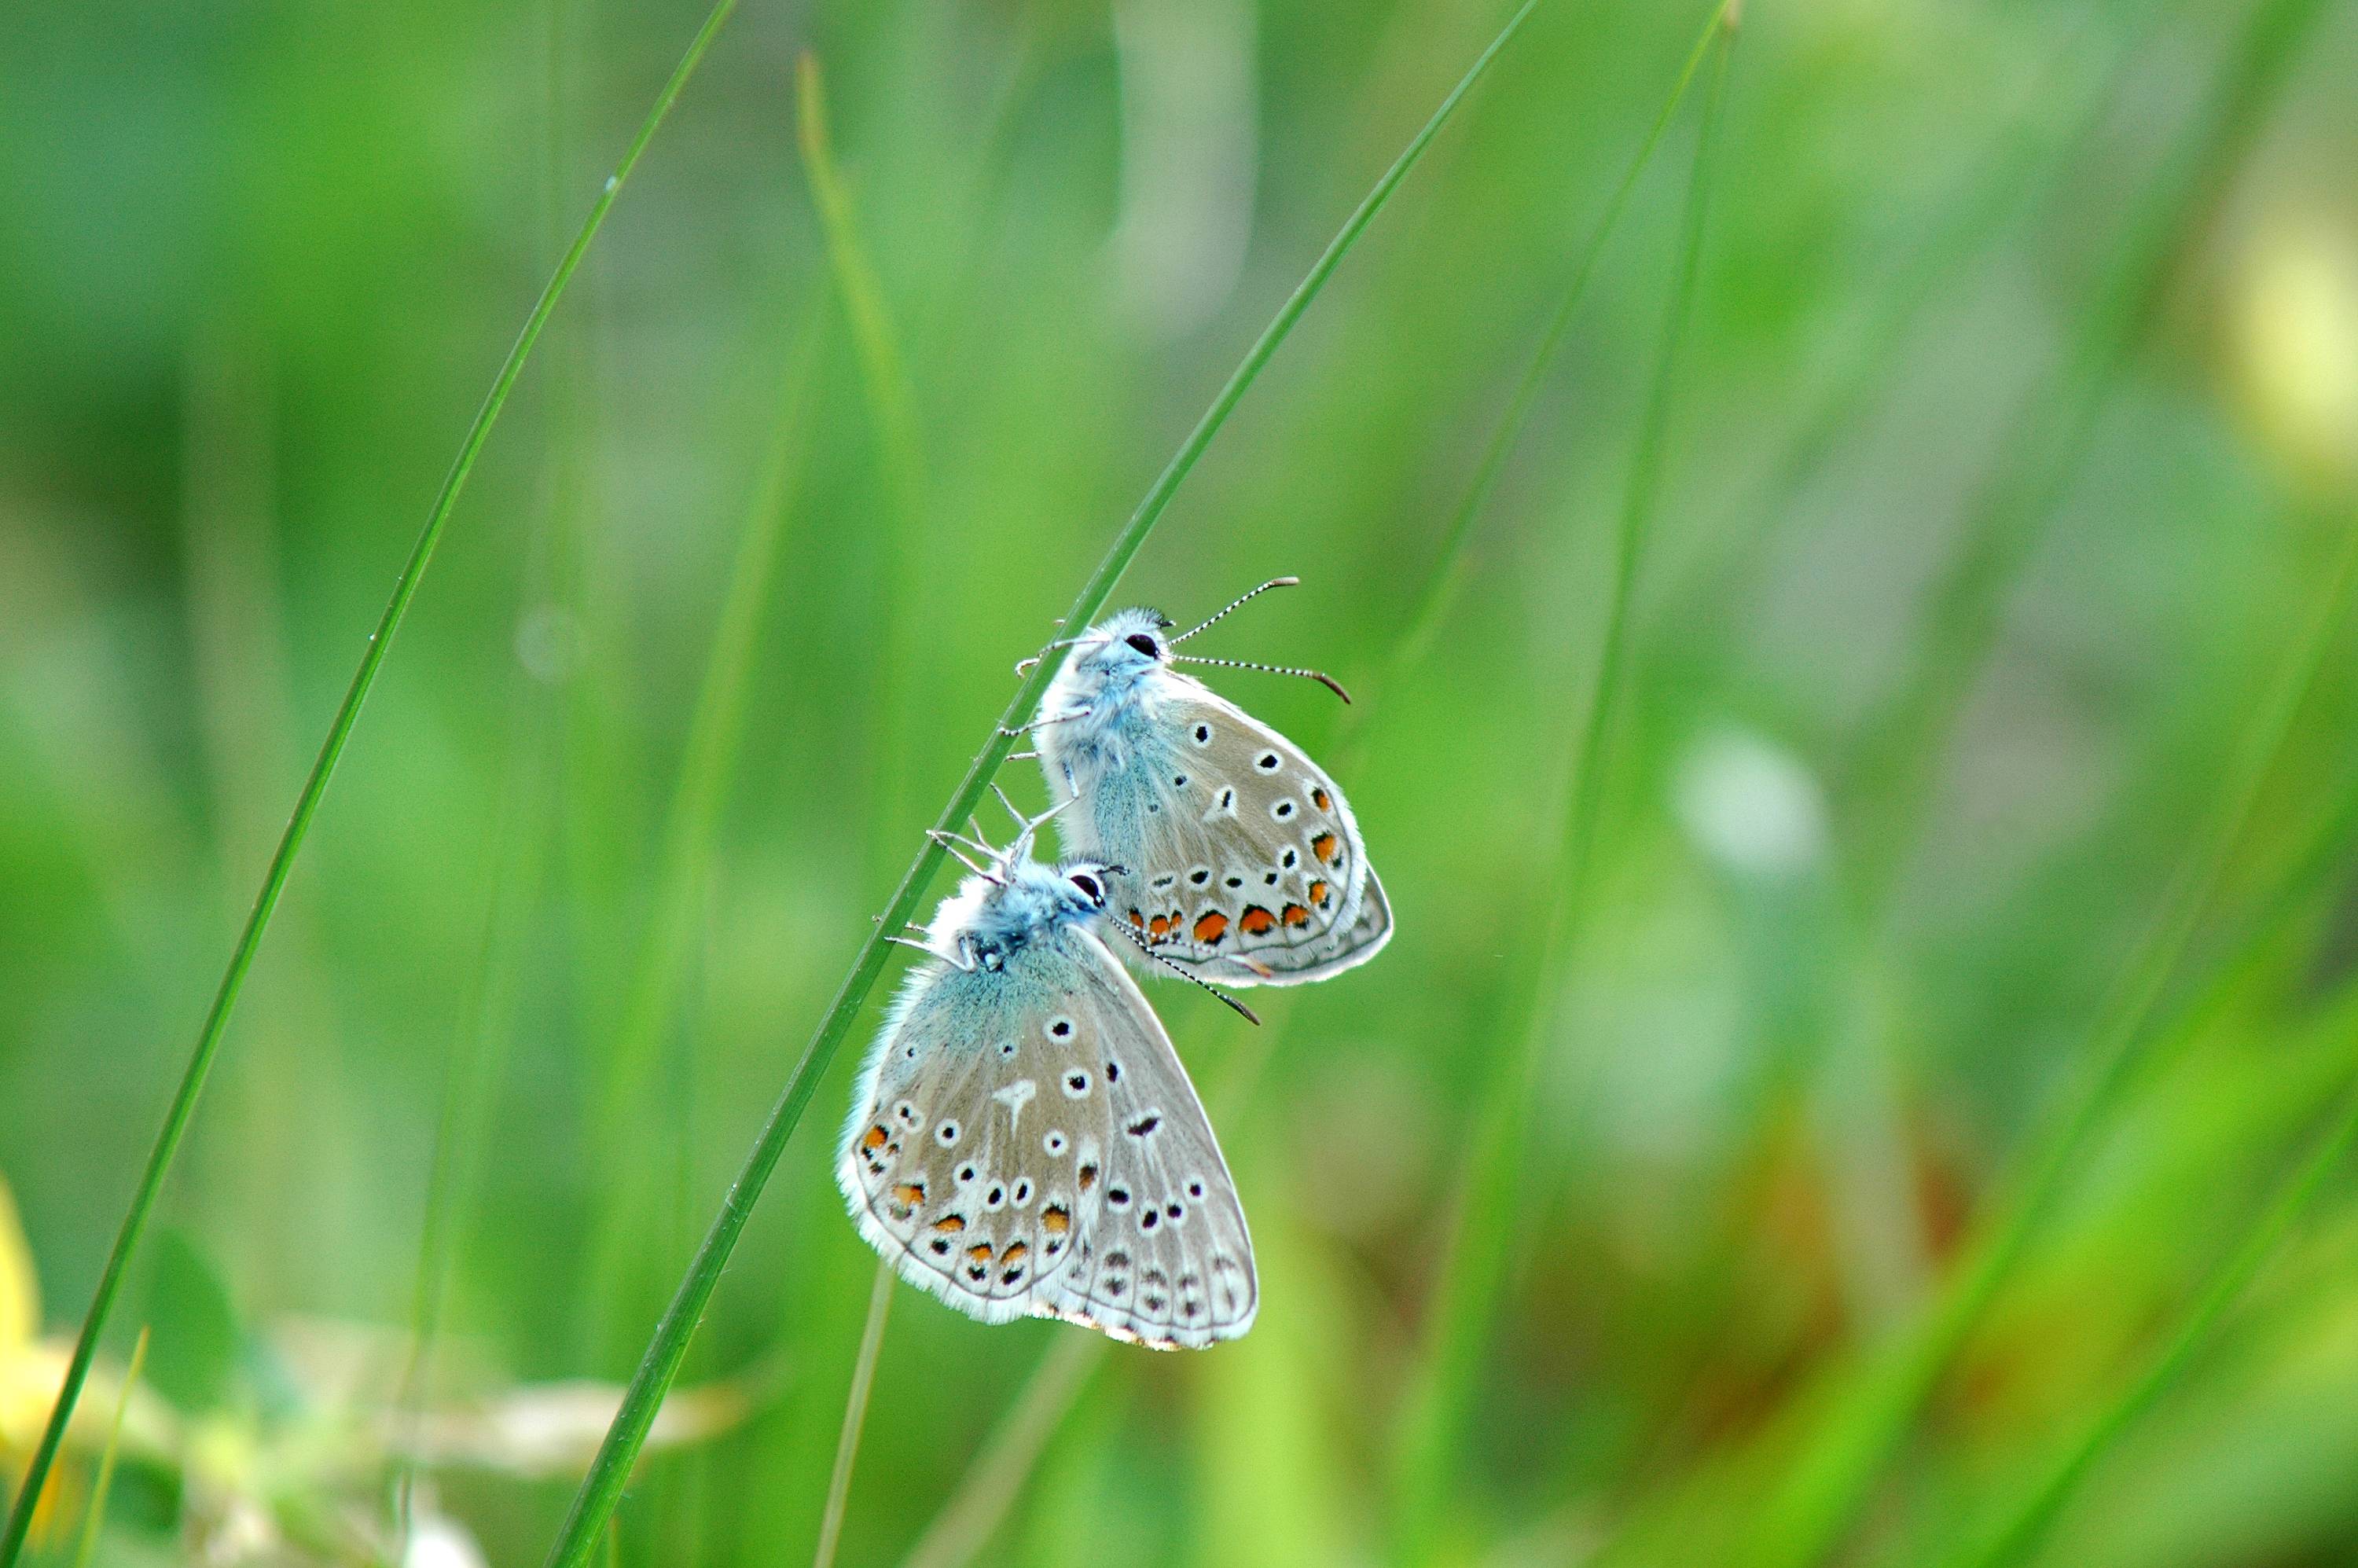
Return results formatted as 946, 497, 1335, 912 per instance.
839, 956, 1115, 1322
838, 927, 1256, 1346
1034, 931, 1258, 1347
1052, 679, 1392, 986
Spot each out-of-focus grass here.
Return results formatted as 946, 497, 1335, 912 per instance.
0, 0, 742, 1552
1393, 13, 1733, 1559
5, 0, 2358, 1565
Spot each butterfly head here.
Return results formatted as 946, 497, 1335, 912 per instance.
1056, 607, 1177, 703
933, 853, 1126, 971
1041, 584, 1353, 714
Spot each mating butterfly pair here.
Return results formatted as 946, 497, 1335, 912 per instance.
837, 581, 1390, 1349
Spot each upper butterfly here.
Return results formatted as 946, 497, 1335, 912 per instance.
1028, 578, 1392, 987
839, 801, 1258, 1350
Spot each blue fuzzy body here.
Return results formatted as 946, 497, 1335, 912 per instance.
1038, 607, 1200, 872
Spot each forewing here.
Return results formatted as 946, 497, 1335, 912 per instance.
838, 963, 1116, 1324
1036, 935, 1258, 1348
1091, 684, 1389, 986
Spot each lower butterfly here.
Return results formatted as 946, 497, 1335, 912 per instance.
837, 798, 1258, 1349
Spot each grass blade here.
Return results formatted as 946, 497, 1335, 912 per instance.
535, 7, 1546, 1562
1950, 993, 2358, 1568
0, 4, 740, 1559
813, 1261, 896, 1568
794, 50, 933, 857
64, 1326, 145, 1568
1390, 16, 1735, 1562
879, 14, 1737, 1559
579, 321, 826, 1355
1374, 0, 1735, 711
896, 1334, 1105, 1568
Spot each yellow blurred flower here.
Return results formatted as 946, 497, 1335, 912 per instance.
0, 1177, 175, 1548
2228, 211, 2358, 494
3, 1173, 753, 1562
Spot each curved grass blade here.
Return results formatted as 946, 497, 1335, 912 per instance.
578, 320, 827, 1355
1374, 0, 1735, 712
0, 4, 741, 1559
877, 13, 1735, 1559
1949, 1002, 2358, 1568
896, 1333, 1105, 1568
814, 1261, 897, 1568
65, 1327, 146, 1568
1390, 17, 1736, 1562
795, 50, 933, 860
537, 6, 1547, 1562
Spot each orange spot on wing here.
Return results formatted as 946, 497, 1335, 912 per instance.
1192, 911, 1229, 945
1078, 1163, 1099, 1193
1149, 914, 1170, 939
1281, 903, 1309, 927
861, 1126, 888, 1151
1001, 1242, 1029, 1265
1309, 879, 1331, 907
967, 1243, 994, 1264
933, 1214, 965, 1234
894, 1183, 926, 1207
1043, 1205, 1071, 1234
1312, 787, 1332, 811
1311, 832, 1339, 865
1239, 905, 1276, 936
1129, 908, 1146, 930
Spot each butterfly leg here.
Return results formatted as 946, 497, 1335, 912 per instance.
989, 782, 1031, 835
999, 707, 1090, 737
926, 830, 1003, 882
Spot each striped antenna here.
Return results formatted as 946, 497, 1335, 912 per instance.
1107, 920, 1262, 1025
1168, 653, 1350, 703
1168, 577, 1299, 644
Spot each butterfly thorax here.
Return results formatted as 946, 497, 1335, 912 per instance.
1039, 610, 1182, 774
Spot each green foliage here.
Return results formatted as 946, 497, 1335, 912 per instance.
3, 0, 2357, 1564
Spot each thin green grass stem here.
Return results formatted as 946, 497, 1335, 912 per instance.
537, 9, 1546, 1561
581, 322, 826, 1351
795, 51, 933, 863
814, 1261, 897, 1568
861, 17, 1739, 1555
0, 5, 740, 1558
391, 586, 564, 1543
897, 1333, 1106, 1568
1374, 0, 1732, 711
1743, 506, 2358, 1568
832, 19, 1732, 1558
1390, 21, 1735, 1562
1951, 1020, 2358, 1568
65, 1327, 146, 1568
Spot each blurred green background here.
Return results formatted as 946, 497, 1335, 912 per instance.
6, 0, 2358, 1562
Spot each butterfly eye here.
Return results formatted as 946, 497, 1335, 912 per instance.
1125, 633, 1160, 658
1068, 872, 1103, 905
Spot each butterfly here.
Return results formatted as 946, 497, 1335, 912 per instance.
1022, 578, 1392, 987
838, 799, 1258, 1349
